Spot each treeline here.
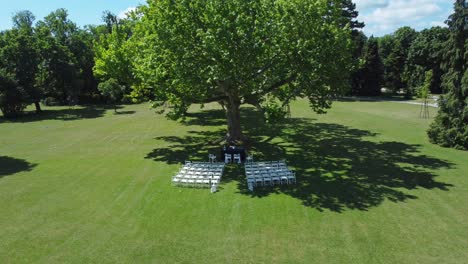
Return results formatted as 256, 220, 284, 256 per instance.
0, 9, 133, 117
0, 1, 466, 149
349, 26, 450, 97
350, 0, 466, 149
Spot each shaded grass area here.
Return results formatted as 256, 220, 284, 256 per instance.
0, 104, 133, 123
0, 156, 36, 179
146, 109, 453, 212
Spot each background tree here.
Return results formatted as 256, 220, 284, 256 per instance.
36, 8, 98, 105
404, 27, 449, 95
418, 70, 432, 100
339, 0, 365, 30
0, 11, 42, 112
338, 0, 367, 96
0, 69, 28, 117
130, 0, 353, 142
418, 70, 432, 119
93, 11, 136, 96
382, 27, 418, 96
98, 78, 124, 112
428, 0, 467, 150
356, 36, 384, 96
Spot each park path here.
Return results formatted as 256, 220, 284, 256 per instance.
341, 96, 439, 108
394, 101, 438, 108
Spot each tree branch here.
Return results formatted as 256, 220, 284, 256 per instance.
237, 52, 280, 87
192, 94, 228, 104
260, 75, 296, 95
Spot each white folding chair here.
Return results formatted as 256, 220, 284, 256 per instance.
224, 153, 232, 163
202, 178, 211, 188
287, 171, 296, 184
195, 178, 204, 187
172, 176, 182, 186
263, 176, 272, 186
246, 155, 253, 163
272, 174, 280, 185
209, 154, 216, 163
233, 154, 241, 164
255, 176, 263, 187
181, 178, 189, 187
187, 178, 195, 187
247, 181, 254, 191
280, 173, 289, 185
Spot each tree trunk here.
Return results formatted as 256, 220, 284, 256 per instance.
225, 99, 243, 143
34, 101, 42, 113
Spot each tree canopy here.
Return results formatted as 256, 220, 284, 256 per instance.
404, 27, 449, 94
428, 0, 467, 150
130, 0, 353, 141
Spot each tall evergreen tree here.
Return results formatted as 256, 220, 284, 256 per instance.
339, 0, 367, 96
349, 31, 367, 95
359, 37, 384, 96
339, 0, 365, 31
428, 0, 467, 150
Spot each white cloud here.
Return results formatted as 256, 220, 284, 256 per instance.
118, 7, 136, 19
356, 0, 450, 36
354, 0, 389, 9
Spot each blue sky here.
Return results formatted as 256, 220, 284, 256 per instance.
0, 0, 143, 31
0, 0, 454, 36
355, 0, 453, 36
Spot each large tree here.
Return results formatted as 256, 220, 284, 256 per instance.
35, 8, 97, 105
382, 27, 418, 95
428, 0, 467, 150
131, 0, 353, 142
93, 12, 136, 93
0, 11, 42, 112
404, 27, 449, 94
357, 37, 384, 96
0, 69, 28, 117
339, 0, 365, 31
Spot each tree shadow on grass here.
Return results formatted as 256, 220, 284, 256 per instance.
0, 105, 123, 123
182, 110, 227, 127
145, 108, 454, 212
0, 156, 36, 179
114, 110, 136, 115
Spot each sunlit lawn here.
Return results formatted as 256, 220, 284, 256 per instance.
0, 99, 467, 263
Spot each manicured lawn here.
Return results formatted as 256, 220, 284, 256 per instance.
1, 100, 467, 263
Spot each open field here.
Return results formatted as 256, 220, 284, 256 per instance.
1, 100, 467, 263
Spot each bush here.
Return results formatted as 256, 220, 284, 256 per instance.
0, 71, 28, 118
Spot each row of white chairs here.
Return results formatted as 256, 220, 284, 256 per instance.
173, 162, 225, 188
245, 160, 287, 167
247, 171, 296, 186
245, 161, 289, 175
245, 161, 296, 189
184, 161, 224, 168
224, 153, 242, 164
246, 169, 291, 177
172, 175, 221, 188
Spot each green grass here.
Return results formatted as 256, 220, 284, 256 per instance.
0, 100, 467, 263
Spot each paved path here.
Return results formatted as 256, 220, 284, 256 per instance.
340, 96, 439, 108
394, 101, 438, 108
